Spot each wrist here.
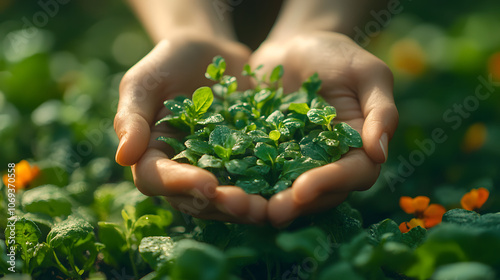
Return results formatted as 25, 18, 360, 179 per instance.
128, 0, 236, 43
265, 0, 384, 42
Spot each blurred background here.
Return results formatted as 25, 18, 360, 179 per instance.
1, 0, 499, 225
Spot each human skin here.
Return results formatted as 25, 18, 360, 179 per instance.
248, 0, 398, 227
114, 0, 397, 227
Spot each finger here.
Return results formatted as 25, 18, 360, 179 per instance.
268, 188, 348, 228
132, 148, 218, 197
292, 149, 381, 205
114, 42, 172, 166
164, 187, 267, 224
114, 110, 152, 166
216, 187, 267, 224
356, 60, 399, 163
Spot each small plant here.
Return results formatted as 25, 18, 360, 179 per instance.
156, 56, 362, 197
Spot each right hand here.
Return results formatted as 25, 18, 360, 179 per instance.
114, 33, 267, 224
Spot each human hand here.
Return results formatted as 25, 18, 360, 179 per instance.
114, 33, 267, 224
250, 31, 398, 227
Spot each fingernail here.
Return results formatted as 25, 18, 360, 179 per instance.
379, 132, 388, 162
115, 137, 125, 164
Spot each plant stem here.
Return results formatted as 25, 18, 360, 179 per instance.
128, 249, 139, 278
52, 251, 72, 278
67, 252, 83, 280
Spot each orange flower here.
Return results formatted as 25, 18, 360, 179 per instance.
461, 188, 489, 211
462, 123, 487, 153
399, 218, 425, 233
390, 39, 427, 77
399, 196, 446, 232
488, 52, 500, 82
2, 160, 40, 191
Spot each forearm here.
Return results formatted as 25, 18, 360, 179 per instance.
127, 0, 235, 43
267, 0, 389, 41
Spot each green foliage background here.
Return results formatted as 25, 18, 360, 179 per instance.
1, 0, 500, 279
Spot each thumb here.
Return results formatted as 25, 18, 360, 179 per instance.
358, 66, 398, 164
114, 109, 151, 166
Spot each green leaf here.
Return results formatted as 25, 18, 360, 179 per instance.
242, 64, 252, 76
133, 214, 171, 240
198, 154, 224, 169
228, 103, 253, 118
97, 222, 127, 265
319, 262, 365, 280
301, 72, 322, 95
22, 184, 73, 217
139, 236, 175, 271
205, 56, 226, 81
254, 142, 278, 164
281, 157, 323, 180
269, 130, 281, 141
254, 89, 273, 103
31, 243, 53, 270
163, 100, 184, 114
289, 103, 310, 114
209, 126, 251, 156
280, 91, 309, 110
402, 226, 427, 249
334, 123, 362, 148
283, 118, 304, 131
225, 247, 258, 270
276, 227, 328, 259
192, 87, 214, 116
197, 113, 224, 125
5, 217, 41, 260
247, 130, 270, 143
183, 98, 196, 117
442, 208, 480, 224
170, 239, 228, 280
300, 141, 330, 162
266, 110, 284, 128
172, 149, 199, 164
307, 108, 328, 125
278, 141, 300, 153
213, 145, 231, 161
273, 180, 292, 193
225, 158, 252, 175
406, 223, 500, 279
220, 75, 238, 94
368, 219, 403, 244
47, 216, 94, 249
185, 139, 212, 155
318, 131, 340, 147
230, 131, 252, 155
269, 65, 284, 83
157, 136, 186, 154
235, 179, 269, 195
432, 262, 495, 280
209, 125, 232, 147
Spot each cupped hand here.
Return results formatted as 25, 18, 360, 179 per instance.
114, 33, 267, 224
250, 31, 399, 227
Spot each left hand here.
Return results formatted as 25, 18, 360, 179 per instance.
250, 31, 399, 227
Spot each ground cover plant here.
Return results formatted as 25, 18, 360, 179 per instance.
1, 1, 500, 279
156, 56, 362, 197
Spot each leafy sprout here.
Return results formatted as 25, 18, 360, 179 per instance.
156, 56, 362, 198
